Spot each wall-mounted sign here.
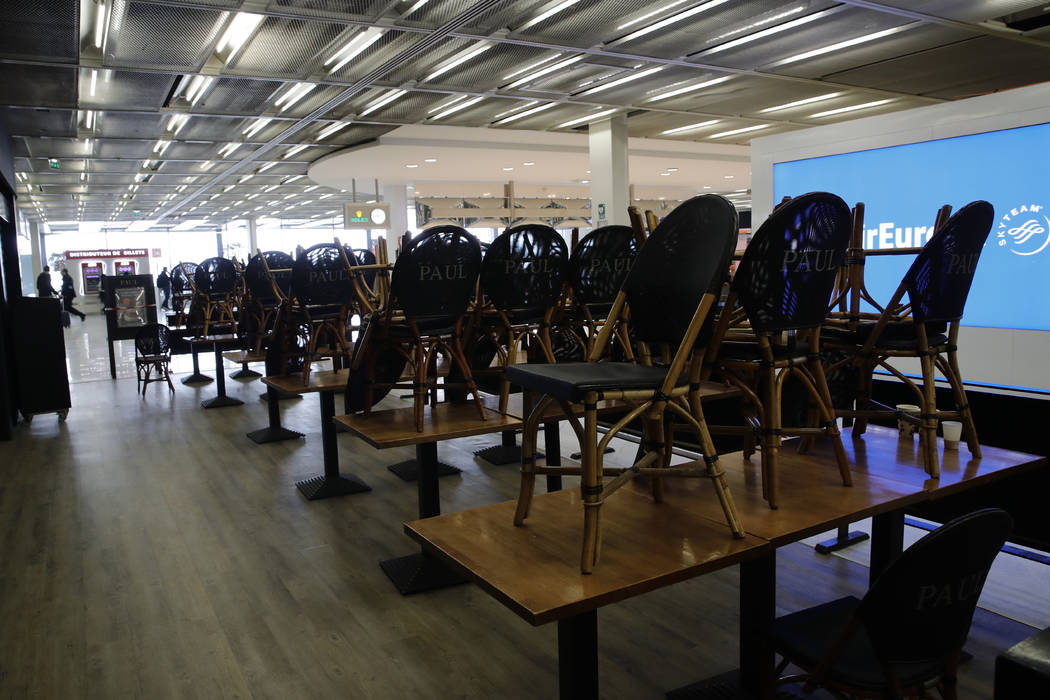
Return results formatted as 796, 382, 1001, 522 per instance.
66, 248, 148, 260
344, 203, 390, 229
151, 248, 162, 258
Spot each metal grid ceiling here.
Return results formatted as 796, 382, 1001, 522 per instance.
230, 16, 345, 77
107, 3, 225, 70
0, 0, 79, 62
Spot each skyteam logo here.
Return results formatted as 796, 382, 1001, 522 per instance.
998, 204, 1050, 256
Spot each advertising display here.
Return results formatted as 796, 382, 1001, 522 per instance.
773, 121, 1050, 331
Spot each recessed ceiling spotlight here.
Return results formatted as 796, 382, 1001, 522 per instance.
502, 167, 514, 171
724, 175, 734, 179
406, 163, 419, 168
703, 185, 712, 189
523, 162, 535, 166
667, 167, 678, 172
424, 158, 437, 163
660, 172, 671, 176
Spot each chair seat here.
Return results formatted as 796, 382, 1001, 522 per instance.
823, 320, 948, 350
137, 354, 169, 363
505, 361, 684, 402
717, 339, 811, 363
771, 596, 945, 692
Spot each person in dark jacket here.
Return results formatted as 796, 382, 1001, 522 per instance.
157, 267, 171, 309
60, 268, 86, 321
36, 266, 56, 298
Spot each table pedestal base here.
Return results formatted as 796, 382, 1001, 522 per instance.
386, 459, 461, 482
247, 426, 304, 444
231, 366, 261, 379
379, 551, 468, 595
182, 373, 212, 385
201, 395, 244, 409
814, 524, 869, 555
666, 670, 799, 699
296, 474, 371, 500
260, 390, 302, 402
476, 430, 542, 464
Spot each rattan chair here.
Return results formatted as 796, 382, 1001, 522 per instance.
170, 262, 196, 326
244, 251, 294, 353
507, 195, 744, 574
290, 243, 358, 382
824, 201, 994, 478
772, 508, 1011, 700
477, 223, 569, 414
134, 323, 174, 395
351, 225, 486, 430
188, 257, 239, 337
563, 224, 639, 357
705, 192, 854, 510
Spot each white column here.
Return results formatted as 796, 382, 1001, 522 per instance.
588, 114, 630, 227
381, 184, 408, 262
248, 217, 259, 255
28, 220, 42, 275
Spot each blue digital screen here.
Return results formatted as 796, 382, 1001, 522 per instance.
773, 122, 1050, 330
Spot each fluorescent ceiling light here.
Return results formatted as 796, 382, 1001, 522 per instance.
283, 144, 309, 158
94, 2, 107, 47
427, 94, 472, 114
218, 142, 242, 157
503, 55, 562, 81
173, 219, 203, 231
645, 75, 730, 102
617, 0, 690, 30
325, 27, 386, 73
166, 114, 189, 134
222, 185, 235, 192
661, 119, 720, 135
493, 100, 538, 120
185, 76, 214, 106
238, 174, 254, 184
709, 124, 770, 139
616, 0, 733, 43
358, 88, 406, 117
304, 185, 319, 192
698, 6, 827, 56
83, 110, 95, 129
759, 92, 841, 113
317, 120, 351, 140
556, 108, 618, 129
402, 0, 432, 15
283, 175, 303, 184
243, 117, 272, 137
90, 70, 98, 97
425, 41, 493, 82
216, 12, 265, 63
199, 160, 214, 170
576, 66, 663, 96
430, 96, 484, 120
518, 0, 582, 31
264, 185, 279, 192
257, 161, 277, 173
809, 99, 892, 118
769, 24, 917, 67
153, 140, 171, 154
492, 101, 556, 125
274, 82, 315, 112
505, 55, 583, 89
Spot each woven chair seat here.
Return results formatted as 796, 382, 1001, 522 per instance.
823, 321, 948, 350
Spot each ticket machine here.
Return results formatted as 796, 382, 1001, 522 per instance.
115, 260, 137, 276
81, 262, 103, 294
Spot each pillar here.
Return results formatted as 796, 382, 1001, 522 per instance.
588, 114, 630, 227
382, 184, 408, 262
29, 220, 41, 277
248, 218, 258, 256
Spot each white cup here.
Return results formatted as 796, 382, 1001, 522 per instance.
896, 404, 920, 438
942, 420, 963, 450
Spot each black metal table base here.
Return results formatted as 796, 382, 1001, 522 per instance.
386, 459, 461, 482
475, 430, 544, 465
182, 372, 212, 385
814, 524, 869, 555
379, 552, 469, 595
260, 390, 302, 402
296, 474, 371, 500
231, 366, 261, 379
247, 426, 304, 444
666, 670, 801, 700
201, 395, 244, 409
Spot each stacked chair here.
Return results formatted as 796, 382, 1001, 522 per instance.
170, 261, 196, 326
244, 251, 294, 353
506, 194, 744, 574
476, 223, 569, 414
288, 243, 361, 382
349, 225, 486, 431
705, 192, 854, 510
824, 200, 994, 477
134, 322, 174, 395
185, 257, 240, 337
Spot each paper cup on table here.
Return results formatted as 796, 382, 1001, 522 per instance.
896, 404, 920, 438
942, 420, 963, 450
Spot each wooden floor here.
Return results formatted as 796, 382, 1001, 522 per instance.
0, 324, 1041, 699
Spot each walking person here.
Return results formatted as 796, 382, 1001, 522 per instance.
157, 266, 171, 310
36, 266, 56, 298
60, 268, 86, 322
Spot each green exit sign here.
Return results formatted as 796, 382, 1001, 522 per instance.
48, 159, 60, 170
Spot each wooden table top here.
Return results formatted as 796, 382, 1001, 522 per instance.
406, 488, 767, 625
406, 425, 1045, 624
223, 349, 266, 363
188, 334, 240, 345
262, 369, 350, 395
334, 401, 522, 449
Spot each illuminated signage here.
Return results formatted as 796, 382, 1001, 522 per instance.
344, 203, 390, 229
66, 248, 148, 259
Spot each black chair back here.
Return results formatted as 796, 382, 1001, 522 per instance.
245, 251, 294, 303
481, 224, 568, 318
353, 249, 378, 289
902, 200, 994, 324
292, 243, 356, 307
194, 257, 239, 296
135, 323, 171, 356
569, 225, 638, 306
391, 225, 481, 325
622, 194, 738, 347
733, 191, 851, 333
173, 262, 196, 294
859, 508, 1010, 667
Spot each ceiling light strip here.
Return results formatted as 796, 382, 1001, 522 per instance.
697, 7, 835, 56
769, 23, 918, 67
576, 66, 663, 96
709, 124, 770, 139
661, 119, 720, 135
645, 75, 730, 102
518, 0, 582, 32
809, 99, 892, 118
759, 92, 841, 113
616, 0, 733, 43
556, 108, 618, 129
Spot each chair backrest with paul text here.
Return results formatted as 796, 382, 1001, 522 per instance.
733, 191, 852, 333
173, 262, 197, 294
481, 224, 568, 318
902, 200, 994, 324
292, 243, 357, 307
193, 257, 239, 297
135, 323, 171, 357
246, 251, 294, 304
859, 508, 1011, 668
391, 225, 482, 325
569, 225, 639, 307
621, 194, 738, 347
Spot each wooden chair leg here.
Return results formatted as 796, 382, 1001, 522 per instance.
450, 336, 486, 422
762, 367, 784, 510
580, 397, 602, 574
944, 351, 981, 458
919, 353, 940, 478
691, 401, 744, 538
413, 342, 426, 432
514, 392, 546, 526
808, 359, 852, 487
163, 363, 174, 393
853, 358, 875, 436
